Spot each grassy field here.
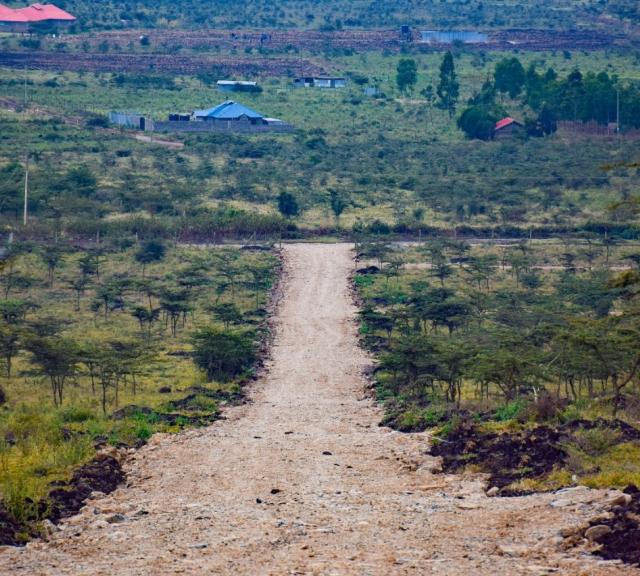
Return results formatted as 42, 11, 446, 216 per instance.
0, 241, 279, 534
1, 46, 639, 239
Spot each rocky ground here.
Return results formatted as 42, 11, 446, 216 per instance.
1, 243, 638, 576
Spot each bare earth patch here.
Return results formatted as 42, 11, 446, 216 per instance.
1, 243, 638, 575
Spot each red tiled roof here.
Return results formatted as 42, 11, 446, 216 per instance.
0, 3, 75, 23
495, 117, 519, 131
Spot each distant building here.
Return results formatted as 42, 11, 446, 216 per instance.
400, 25, 412, 41
216, 80, 261, 93
363, 86, 381, 97
294, 76, 347, 89
192, 101, 267, 124
494, 117, 524, 138
420, 30, 488, 44
110, 101, 293, 133
108, 111, 148, 130
0, 3, 76, 31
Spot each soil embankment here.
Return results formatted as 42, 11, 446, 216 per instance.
1, 244, 637, 575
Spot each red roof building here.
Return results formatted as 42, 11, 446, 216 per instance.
494, 117, 524, 138
0, 3, 75, 27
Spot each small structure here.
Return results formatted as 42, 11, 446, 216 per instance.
108, 111, 148, 130
363, 86, 381, 97
294, 76, 347, 89
420, 30, 488, 44
400, 25, 412, 41
0, 3, 76, 31
216, 80, 261, 93
494, 117, 524, 138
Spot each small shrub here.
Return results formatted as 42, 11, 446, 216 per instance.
135, 422, 152, 442
571, 427, 621, 457
398, 408, 422, 430
528, 392, 564, 422
59, 406, 94, 423
423, 406, 447, 426
494, 400, 525, 422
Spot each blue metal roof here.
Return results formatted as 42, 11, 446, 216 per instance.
193, 100, 263, 120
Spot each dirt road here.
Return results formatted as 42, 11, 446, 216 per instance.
2, 244, 637, 575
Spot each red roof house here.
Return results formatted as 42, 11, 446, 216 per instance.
0, 3, 75, 28
494, 117, 524, 138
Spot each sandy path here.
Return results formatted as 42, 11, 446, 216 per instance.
2, 243, 638, 575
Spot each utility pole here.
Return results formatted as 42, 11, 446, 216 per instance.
616, 87, 621, 136
23, 65, 28, 109
23, 154, 29, 226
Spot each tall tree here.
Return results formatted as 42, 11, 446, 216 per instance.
437, 51, 459, 117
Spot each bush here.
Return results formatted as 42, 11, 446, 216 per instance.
191, 327, 255, 382
571, 427, 621, 457
494, 400, 526, 422
59, 406, 94, 423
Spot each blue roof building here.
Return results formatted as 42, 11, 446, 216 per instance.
192, 101, 265, 122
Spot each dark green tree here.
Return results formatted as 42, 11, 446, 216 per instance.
437, 51, 459, 117
191, 327, 255, 382
396, 58, 418, 94
135, 240, 166, 276
494, 57, 526, 98
277, 191, 300, 218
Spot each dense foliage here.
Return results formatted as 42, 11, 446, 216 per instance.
20, 0, 640, 30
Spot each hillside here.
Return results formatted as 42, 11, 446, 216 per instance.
4, 0, 638, 30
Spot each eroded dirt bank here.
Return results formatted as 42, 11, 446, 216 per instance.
1, 243, 637, 575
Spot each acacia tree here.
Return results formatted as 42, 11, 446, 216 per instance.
211, 303, 243, 330
130, 305, 161, 339
246, 263, 274, 309
69, 275, 90, 311
135, 240, 166, 277
27, 336, 79, 407
160, 288, 192, 336
329, 190, 347, 227
41, 245, 66, 288
0, 321, 21, 379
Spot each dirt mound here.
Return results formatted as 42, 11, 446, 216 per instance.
0, 504, 27, 546
430, 417, 640, 495
46, 454, 125, 523
0, 453, 125, 546
430, 419, 565, 492
591, 485, 640, 566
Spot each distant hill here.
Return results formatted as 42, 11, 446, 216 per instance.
29, 0, 639, 31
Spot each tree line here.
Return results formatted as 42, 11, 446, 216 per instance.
0, 241, 277, 413
356, 240, 640, 427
